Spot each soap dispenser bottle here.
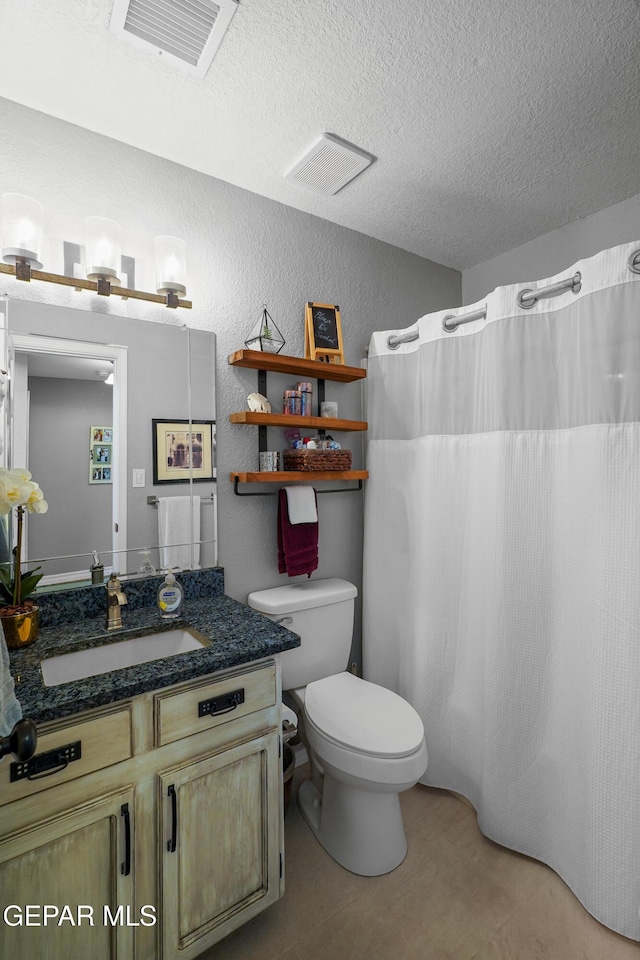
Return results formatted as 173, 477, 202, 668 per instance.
90, 551, 104, 585
157, 570, 183, 619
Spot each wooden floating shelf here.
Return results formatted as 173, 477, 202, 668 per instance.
229, 411, 367, 432
228, 350, 366, 383
231, 470, 368, 484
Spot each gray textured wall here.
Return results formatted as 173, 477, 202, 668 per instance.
0, 97, 461, 667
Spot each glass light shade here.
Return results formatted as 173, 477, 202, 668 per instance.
154, 236, 187, 297
1, 193, 44, 268
85, 217, 122, 284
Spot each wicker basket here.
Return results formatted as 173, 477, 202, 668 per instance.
282, 448, 352, 472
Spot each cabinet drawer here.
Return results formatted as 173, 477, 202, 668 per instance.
0, 705, 133, 806
154, 662, 277, 747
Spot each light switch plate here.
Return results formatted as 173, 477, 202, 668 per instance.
132, 468, 145, 488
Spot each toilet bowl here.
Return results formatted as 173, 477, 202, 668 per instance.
293, 672, 428, 875
248, 579, 428, 876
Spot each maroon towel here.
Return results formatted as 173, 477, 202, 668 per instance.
277, 488, 318, 577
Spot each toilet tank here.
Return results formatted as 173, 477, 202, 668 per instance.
247, 579, 357, 691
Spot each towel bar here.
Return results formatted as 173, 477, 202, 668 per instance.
233, 478, 363, 497
147, 494, 216, 506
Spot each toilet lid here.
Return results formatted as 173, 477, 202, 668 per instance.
304, 673, 425, 759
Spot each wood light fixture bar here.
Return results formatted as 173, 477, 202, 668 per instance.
0, 262, 192, 310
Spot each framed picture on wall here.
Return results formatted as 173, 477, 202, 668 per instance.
89, 425, 113, 484
152, 419, 216, 484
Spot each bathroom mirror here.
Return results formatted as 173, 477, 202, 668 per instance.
0, 297, 217, 586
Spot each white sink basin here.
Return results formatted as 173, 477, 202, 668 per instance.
40, 627, 210, 687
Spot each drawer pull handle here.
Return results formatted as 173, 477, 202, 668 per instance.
198, 688, 245, 719
167, 784, 177, 853
121, 803, 131, 876
10, 740, 82, 783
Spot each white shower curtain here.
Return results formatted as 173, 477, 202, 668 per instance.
363, 241, 640, 941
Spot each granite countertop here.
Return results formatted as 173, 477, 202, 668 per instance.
9, 574, 300, 724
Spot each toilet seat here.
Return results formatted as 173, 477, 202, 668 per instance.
304, 672, 424, 759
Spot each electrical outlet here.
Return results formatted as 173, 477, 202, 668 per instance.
132, 468, 145, 488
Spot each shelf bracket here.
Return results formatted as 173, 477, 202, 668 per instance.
317, 378, 326, 438
257, 369, 269, 451
233, 478, 363, 497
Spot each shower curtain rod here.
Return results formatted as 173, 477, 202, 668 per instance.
386, 273, 580, 348
386, 251, 640, 350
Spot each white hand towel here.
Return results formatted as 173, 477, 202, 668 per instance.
0, 621, 22, 740
284, 485, 318, 524
158, 495, 201, 571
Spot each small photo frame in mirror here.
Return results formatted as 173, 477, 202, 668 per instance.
89, 425, 113, 484
92, 445, 111, 465
152, 419, 216, 484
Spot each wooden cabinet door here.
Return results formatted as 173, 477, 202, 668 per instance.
159, 729, 281, 960
0, 787, 136, 960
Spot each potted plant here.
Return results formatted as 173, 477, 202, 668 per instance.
0, 467, 48, 648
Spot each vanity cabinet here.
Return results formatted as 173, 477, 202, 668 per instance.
0, 658, 283, 960
0, 786, 136, 959
159, 729, 281, 958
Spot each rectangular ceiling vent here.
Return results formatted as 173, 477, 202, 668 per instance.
110, 0, 238, 77
284, 134, 376, 196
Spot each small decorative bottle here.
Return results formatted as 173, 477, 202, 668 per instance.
296, 382, 313, 416
283, 389, 302, 415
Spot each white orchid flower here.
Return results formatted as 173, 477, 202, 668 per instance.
26, 486, 48, 514
0, 467, 47, 607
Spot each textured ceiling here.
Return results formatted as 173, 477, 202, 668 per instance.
1, 0, 639, 269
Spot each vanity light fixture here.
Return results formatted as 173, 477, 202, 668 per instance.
0, 193, 45, 274
85, 217, 122, 294
0, 194, 191, 309
154, 236, 187, 307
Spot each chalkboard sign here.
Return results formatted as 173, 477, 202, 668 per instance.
304, 302, 344, 363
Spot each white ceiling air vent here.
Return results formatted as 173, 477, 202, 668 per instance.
110, 0, 238, 77
284, 134, 376, 196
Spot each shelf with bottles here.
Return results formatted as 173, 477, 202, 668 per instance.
228, 349, 368, 495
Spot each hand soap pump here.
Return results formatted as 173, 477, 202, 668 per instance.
157, 570, 183, 619
90, 551, 104, 585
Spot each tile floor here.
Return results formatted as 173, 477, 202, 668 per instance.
203, 765, 639, 960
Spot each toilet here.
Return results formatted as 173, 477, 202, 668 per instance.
247, 578, 428, 876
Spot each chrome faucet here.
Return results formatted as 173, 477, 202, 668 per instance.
106, 573, 128, 630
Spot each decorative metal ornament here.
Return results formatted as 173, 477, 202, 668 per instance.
244, 305, 285, 354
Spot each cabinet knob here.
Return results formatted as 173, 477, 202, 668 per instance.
0, 717, 37, 761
